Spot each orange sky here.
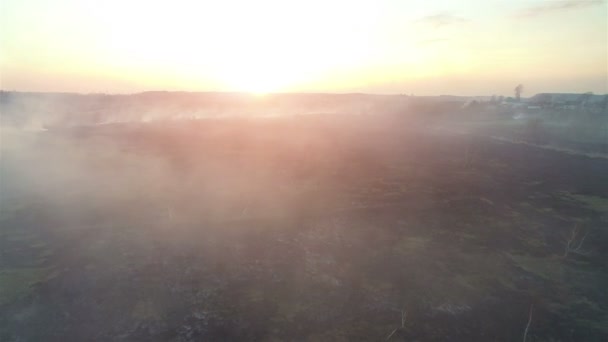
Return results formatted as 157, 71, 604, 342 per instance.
1, 0, 607, 95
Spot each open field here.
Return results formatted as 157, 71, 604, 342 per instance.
3, 0, 607, 339
1, 110, 608, 341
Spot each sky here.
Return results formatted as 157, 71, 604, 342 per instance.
0, 0, 606, 95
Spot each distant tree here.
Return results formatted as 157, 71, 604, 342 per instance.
514, 84, 524, 102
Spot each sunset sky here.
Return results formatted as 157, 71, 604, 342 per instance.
1, 0, 606, 95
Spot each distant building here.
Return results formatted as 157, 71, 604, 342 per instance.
527, 93, 607, 112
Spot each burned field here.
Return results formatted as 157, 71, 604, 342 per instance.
1, 113, 607, 341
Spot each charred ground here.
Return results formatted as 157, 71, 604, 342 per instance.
1, 110, 607, 341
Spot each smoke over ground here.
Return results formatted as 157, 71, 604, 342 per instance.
1, 92, 607, 341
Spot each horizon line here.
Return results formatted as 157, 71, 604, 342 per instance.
2, 89, 605, 97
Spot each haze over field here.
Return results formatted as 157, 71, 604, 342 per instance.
1, 0, 607, 95
1, 1, 608, 342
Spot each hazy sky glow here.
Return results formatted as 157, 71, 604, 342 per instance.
1, 0, 606, 95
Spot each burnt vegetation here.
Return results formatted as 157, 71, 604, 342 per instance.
1, 92, 608, 341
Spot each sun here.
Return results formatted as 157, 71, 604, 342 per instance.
233, 73, 278, 95
218, 60, 294, 95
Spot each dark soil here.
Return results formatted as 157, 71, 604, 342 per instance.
1, 113, 607, 341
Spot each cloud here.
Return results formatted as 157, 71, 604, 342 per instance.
516, 0, 605, 17
414, 13, 469, 28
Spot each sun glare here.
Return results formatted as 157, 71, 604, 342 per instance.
216, 57, 300, 95
227, 69, 281, 95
